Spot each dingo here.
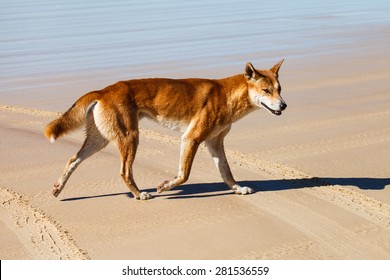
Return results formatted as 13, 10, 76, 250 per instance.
45, 60, 286, 200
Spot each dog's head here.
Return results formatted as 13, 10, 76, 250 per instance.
244, 60, 287, 116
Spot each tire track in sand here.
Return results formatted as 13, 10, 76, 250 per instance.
234, 110, 390, 139
0, 104, 60, 118
0, 187, 89, 259
254, 128, 390, 161
226, 151, 390, 228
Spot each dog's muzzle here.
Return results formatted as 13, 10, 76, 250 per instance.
261, 102, 287, 116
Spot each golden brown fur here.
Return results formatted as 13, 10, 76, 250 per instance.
45, 60, 286, 200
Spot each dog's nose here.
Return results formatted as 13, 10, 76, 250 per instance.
280, 102, 287, 110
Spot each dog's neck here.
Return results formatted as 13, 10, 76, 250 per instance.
219, 74, 255, 122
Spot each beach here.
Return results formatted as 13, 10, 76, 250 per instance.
0, 0, 389, 259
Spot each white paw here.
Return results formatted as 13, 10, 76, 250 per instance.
241, 186, 254, 195
157, 180, 173, 193
139, 192, 153, 200
233, 185, 254, 195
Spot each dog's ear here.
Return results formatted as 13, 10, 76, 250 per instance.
244, 62, 257, 80
270, 59, 285, 75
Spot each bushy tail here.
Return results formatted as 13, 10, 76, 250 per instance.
44, 91, 102, 142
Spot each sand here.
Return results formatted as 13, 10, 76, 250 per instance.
1, 0, 390, 260
1, 51, 390, 259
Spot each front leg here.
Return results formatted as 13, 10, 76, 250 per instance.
205, 131, 254, 195
157, 134, 199, 193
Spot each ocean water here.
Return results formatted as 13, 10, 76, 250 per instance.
0, 0, 389, 95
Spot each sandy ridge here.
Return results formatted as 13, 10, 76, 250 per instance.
255, 128, 390, 160
0, 186, 89, 260
307, 186, 390, 228
245, 193, 390, 259
0, 104, 61, 118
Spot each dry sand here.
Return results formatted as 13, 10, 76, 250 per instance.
1, 49, 390, 259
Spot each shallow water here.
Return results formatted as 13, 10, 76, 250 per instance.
0, 0, 389, 97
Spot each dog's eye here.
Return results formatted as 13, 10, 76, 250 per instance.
263, 89, 270, 94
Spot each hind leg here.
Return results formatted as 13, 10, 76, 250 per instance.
53, 111, 109, 197
117, 131, 152, 200
53, 134, 109, 197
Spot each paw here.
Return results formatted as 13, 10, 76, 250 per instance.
240, 186, 254, 195
52, 182, 63, 197
138, 192, 153, 200
157, 180, 171, 194
232, 185, 254, 195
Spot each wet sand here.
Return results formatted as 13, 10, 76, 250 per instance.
1, 0, 390, 259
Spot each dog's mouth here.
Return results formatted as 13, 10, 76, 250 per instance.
261, 102, 282, 116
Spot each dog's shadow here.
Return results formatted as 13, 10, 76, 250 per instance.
164, 177, 390, 199
61, 177, 390, 202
